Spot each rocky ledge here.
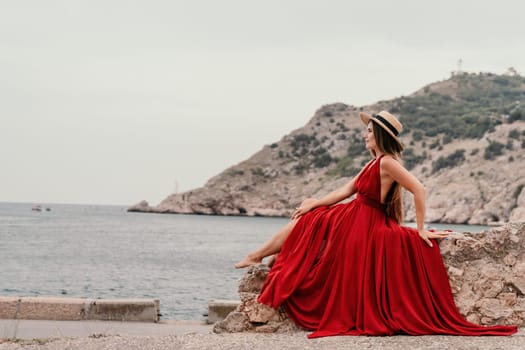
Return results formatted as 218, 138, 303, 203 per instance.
127, 200, 157, 213
214, 222, 525, 333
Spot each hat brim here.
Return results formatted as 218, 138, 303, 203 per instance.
359, 112, 403, 147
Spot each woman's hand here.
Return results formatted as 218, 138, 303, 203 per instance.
418, 229, 450, 247
291, 198, 318, 220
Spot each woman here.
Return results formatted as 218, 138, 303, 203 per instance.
235, 111, 517, 338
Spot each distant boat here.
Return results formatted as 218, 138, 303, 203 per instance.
45, 207, 51, 211
31, 205, 42, 212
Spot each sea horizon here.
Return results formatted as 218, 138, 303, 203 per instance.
2, 200, 502, 229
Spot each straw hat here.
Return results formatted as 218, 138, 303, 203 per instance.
360, 110, 403, 146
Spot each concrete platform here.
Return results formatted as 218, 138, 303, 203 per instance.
0, 297, 159, 322
0, 296, 241, 341
0, 319, 212, 340
207, 299, 240, 324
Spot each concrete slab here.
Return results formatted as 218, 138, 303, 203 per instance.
0, 297, 159, 322
207, 299, 240, 324
18, 297, 86, 321
87, 298, 160, 322
0, 297, 19, 319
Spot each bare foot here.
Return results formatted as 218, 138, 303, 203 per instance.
234, 255, 261, 269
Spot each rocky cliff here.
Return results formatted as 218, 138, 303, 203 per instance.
129, 72, 525, 225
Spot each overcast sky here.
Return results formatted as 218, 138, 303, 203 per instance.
1, 0, 524, 206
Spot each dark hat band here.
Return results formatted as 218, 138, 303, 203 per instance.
373, 114, 399, 136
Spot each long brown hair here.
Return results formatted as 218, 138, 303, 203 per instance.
370, 121, 404, 224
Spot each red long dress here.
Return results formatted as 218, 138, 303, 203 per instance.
257, 156, 517, 338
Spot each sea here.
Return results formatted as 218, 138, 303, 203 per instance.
0, 202, 492, 320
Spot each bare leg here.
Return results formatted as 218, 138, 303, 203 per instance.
234, 219, 297, 269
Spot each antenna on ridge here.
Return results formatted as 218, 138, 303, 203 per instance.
457, 59, 463, 73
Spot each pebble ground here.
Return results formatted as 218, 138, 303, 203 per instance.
1, 329, 524, 350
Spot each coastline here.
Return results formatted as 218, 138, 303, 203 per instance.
127, 202, 505, 229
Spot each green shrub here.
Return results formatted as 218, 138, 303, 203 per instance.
508, 129, 520, 139
291, 134, 315, 148
484, 141, 505, 160
403, 148, 425, 170
293, 162, 307, 175
412, 130, 423, 141
431, 149, 466, 173
494, 76, 510, 86
228, 169, 245, 176
328, 155, 360, 177
429, 140, 440, 149
251, 167, 265, 177
313, 153, 332, 168
509, 109, 525, 123
336, 122, 349, 132
347, 141, 365, 157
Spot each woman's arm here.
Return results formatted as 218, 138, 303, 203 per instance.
314, 178, 357, 207
291, 180, 355, 220
380, 156, 426, 229
381, 156, 448, 246
291, 160, 373, 220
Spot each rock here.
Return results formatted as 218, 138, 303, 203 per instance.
238, 264, 271, 294
215, 222, 525, 333
127, 200, 154, 213
509, 207, 525, 222
433, 222, 525, 327
213, 264, 300, 334
242, 299, 279, 323
212, 311, 250, 333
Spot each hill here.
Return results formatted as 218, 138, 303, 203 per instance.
130, 72, 525, 225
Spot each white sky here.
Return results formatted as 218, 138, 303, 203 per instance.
1, 0, 524, 206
